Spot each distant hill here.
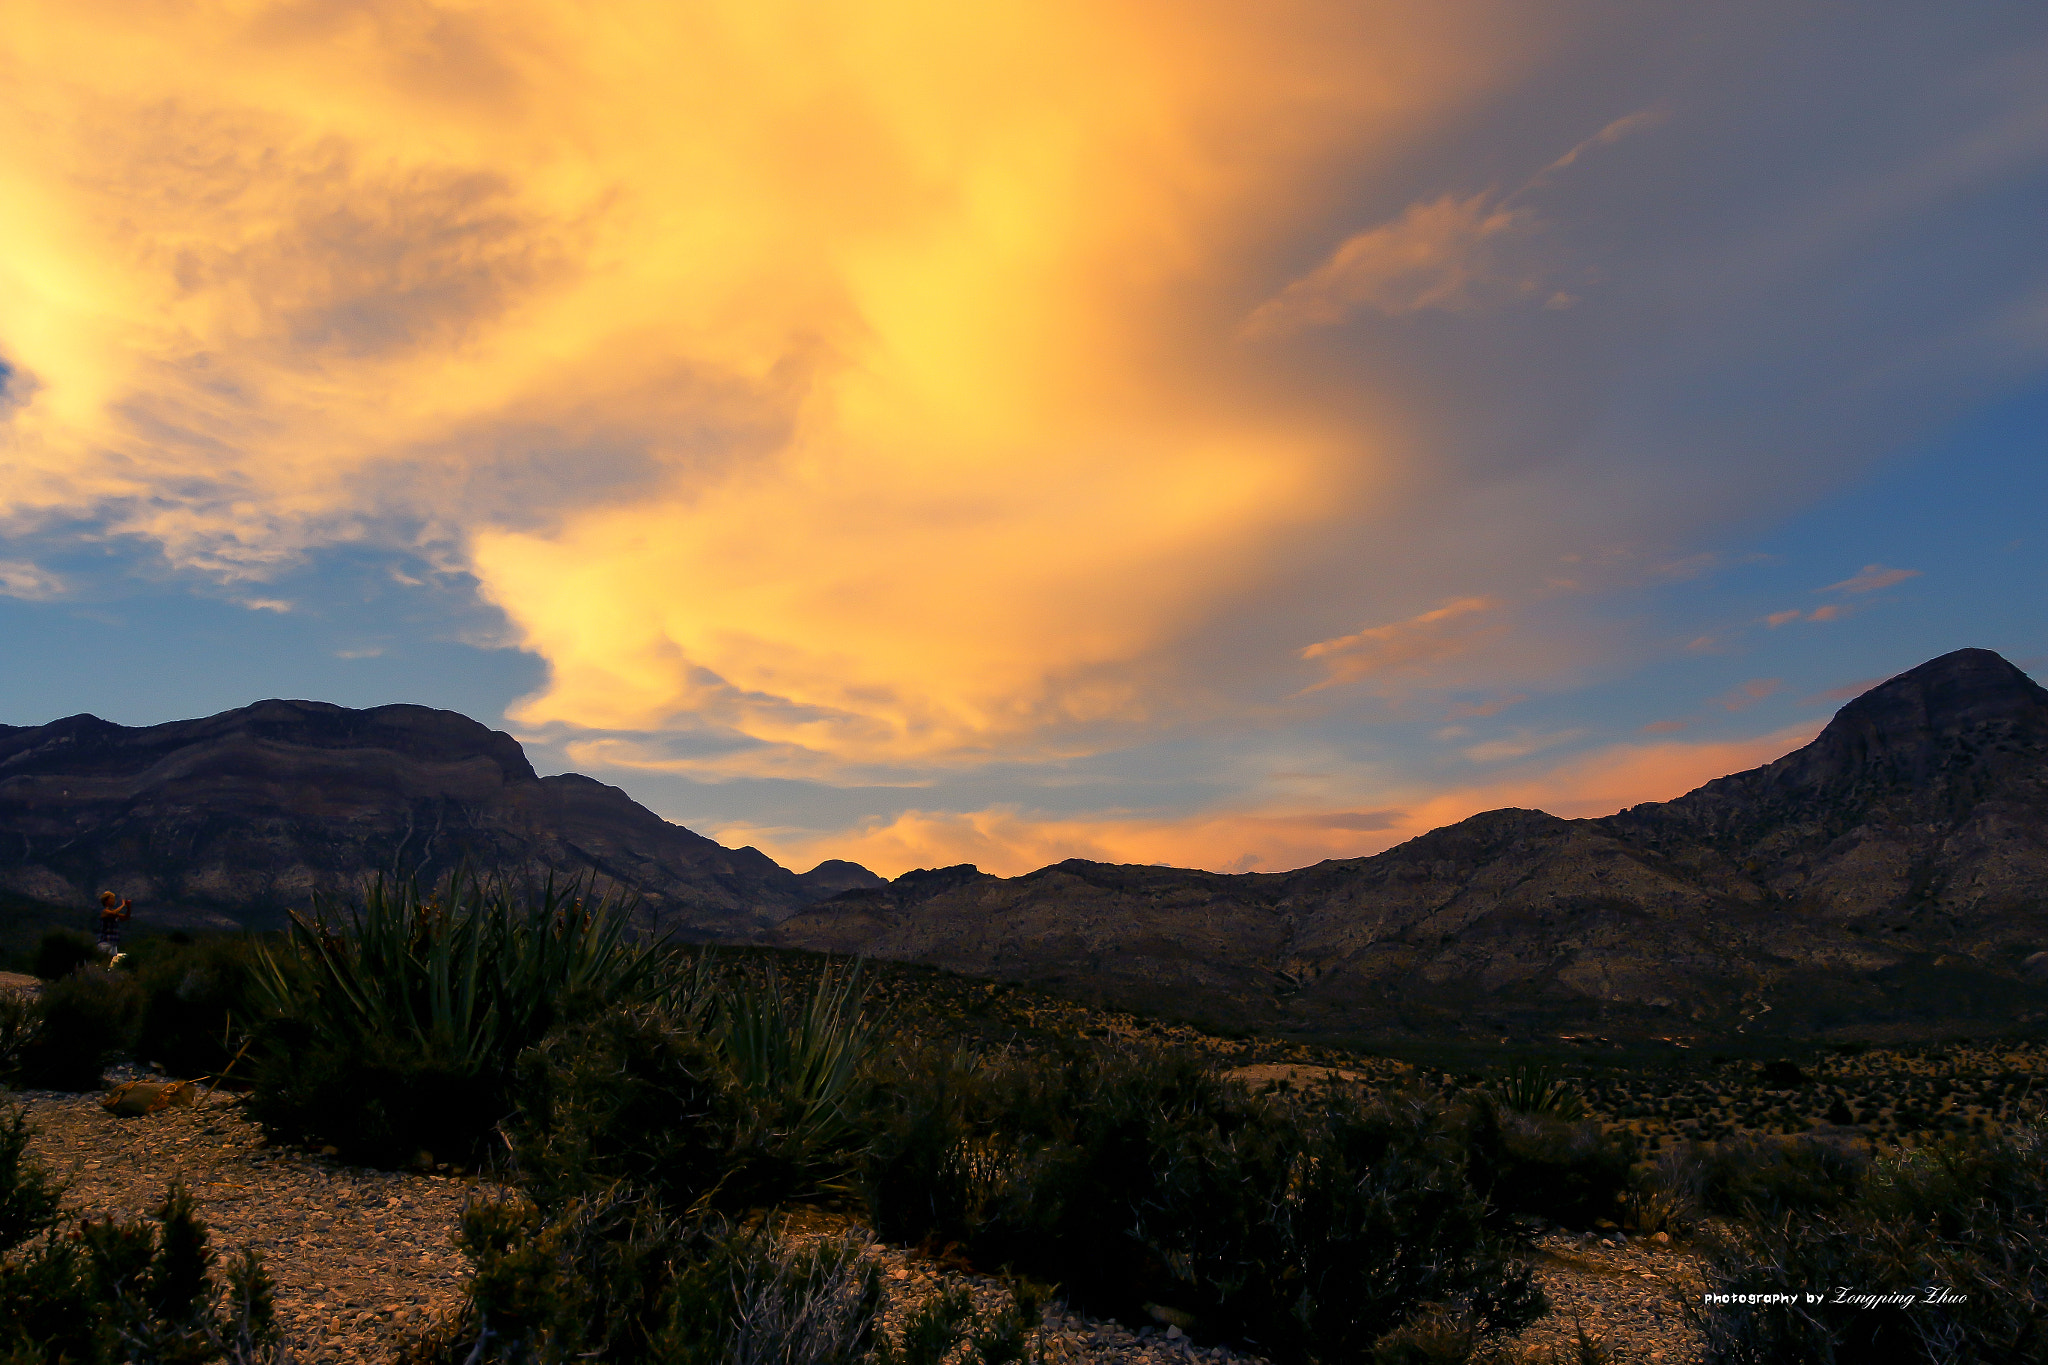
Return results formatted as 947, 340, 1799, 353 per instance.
0, 700, 883, 938
774, 649, 2048, 1040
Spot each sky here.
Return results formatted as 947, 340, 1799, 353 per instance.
2, 1, 2046, 878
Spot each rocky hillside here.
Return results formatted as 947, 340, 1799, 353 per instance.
773, 649, 2048, 1040
0, 700, 882, 938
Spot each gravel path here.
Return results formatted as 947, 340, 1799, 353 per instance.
13, 1078, 481, 1364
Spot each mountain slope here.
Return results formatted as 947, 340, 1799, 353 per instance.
0, 699, 882, 937
774, 650, 2048, 1038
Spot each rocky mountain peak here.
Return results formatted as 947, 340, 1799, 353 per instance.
0, 699, 874, 938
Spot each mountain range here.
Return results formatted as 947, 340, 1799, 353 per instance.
6, 648, 2045, 1040
772, 649, 2048, 1040
0, 699, 882, 939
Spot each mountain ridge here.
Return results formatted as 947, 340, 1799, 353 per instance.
773, 649, 2048, 1039
0, 697, 884, 938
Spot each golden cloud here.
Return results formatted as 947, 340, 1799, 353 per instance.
1, 1, 1533, 770
1296, 596, 1501, 694
1242, 194, 1543, 337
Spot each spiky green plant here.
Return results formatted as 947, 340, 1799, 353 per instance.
717, 966, 875, 1128
1484, 1062, 1587, 1119
256, 871, 658, 1070
247, 870, 665, 1164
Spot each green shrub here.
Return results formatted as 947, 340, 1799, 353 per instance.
507, 1004, 742, 1216
862, 1043, 1544, 1363
509, 967, 881, 1218
402, 1193, 891, 1365
1697, 1127, 2047, 1364
33, 929, 103, 982
0, 991, 37, 1082
14, 967, 142, 1091
1461, 1100, 1637, 1231
0, 1108, 65, 1249
128, 934, 272, 1080
1679, 1134, 1867, 1220
708, 964, 880, 1206
0, 1110, 278, 1364
1482, 1062, 1586, 1120
249, 872, 661, 1166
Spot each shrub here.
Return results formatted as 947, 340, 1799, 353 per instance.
14, 966, 142, 1091
507, 1004, 743, 1216
0, 1109, 278, 1363
1697, 1127, 2047, 1364
33, 929, 103, 982
0, 991, 37, 1082
1483, 1062, 1586, 1120
509, 966, 882, 1218
1679, 1134, 1867, 1220
712, 964, 880, 1204
1462, 1100, 1637, 1230
401, 1193, 895, 1365
861, 1042, 1544, 1363
248, 872, 661, 1166
128, 934, 272, 1080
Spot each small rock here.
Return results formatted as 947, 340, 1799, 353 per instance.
1654, 1230, 1671, 1244
1166, 1325, 1184, 1340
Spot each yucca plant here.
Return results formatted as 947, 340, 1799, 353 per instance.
247, 870, 664, 1165
710, 964, 881, 1205
1484, 1062, 1587, 1119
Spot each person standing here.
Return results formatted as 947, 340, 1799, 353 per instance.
96, 891, 132, 961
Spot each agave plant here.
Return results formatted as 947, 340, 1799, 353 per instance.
710, 963, 881, 1199
1484, 1061, 1588, 1119
253, 870, 661, 1082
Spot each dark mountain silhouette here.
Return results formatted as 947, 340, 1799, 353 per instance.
774, 650, 2048, 1039
0, 699, 883, 938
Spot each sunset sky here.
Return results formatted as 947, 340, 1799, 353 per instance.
3, 2, 2045, 877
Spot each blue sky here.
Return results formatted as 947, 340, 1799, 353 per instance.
2, 2, 2044, 875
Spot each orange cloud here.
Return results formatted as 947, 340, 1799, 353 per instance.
1715, 677, 1782, 712
730, 721, 1819, 877
1297, 597, 1501, 694
1242, 193, 1542, 336
1824, 564, 1920, 594
0, 1, 1531, 769
0, 560, 63, 600
1446, 692, 1528, 720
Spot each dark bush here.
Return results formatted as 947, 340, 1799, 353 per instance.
14, 967, 142, 1091
1682, 1134, 1867, 1220
0, 1107, 278, 1363
506, 1004, 742, 1215
862, 1042, 1544, 1363
128, 934, 271, 1080
248, 873, 661, 1166
400, 1193, 900, 1365
33, 929, 103, 982
1462, 1099, 1637, 1230
1697, 1127, 2047, 1364
508, 965, 881, 1217
245, 1021, 513, 1170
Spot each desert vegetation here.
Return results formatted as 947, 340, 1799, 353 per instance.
3, 890, 2046, 1364
0, 1105, 280, 1362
